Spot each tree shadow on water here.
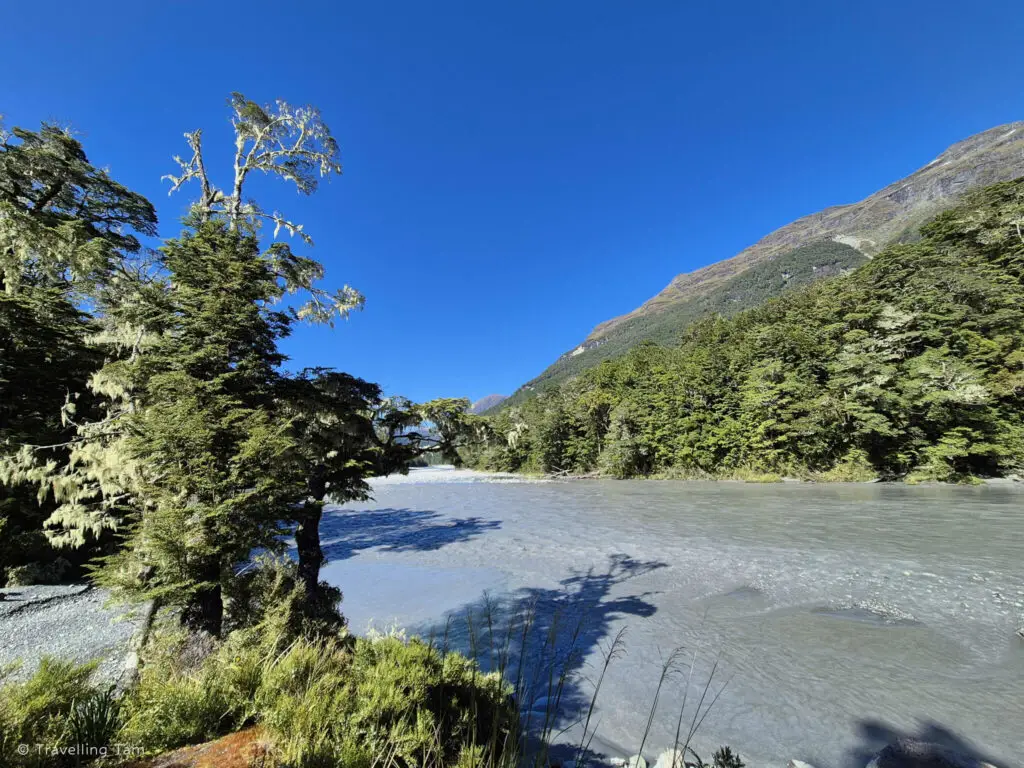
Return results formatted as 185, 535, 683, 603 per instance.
409, 553, 668, 764
318, 507, 501, 561
846, 718, 1018, 768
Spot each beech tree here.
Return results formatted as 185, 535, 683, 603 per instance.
0, 122, 157, 585
97, 93, 363, 634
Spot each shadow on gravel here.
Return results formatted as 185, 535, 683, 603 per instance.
409, 553, 668, 760
846, 718, 1018, 768
319, 506, 502, 562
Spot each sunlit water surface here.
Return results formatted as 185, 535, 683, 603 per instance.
321, 469, 1024, 768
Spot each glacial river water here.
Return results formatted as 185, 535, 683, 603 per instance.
321, 469, 1024, 768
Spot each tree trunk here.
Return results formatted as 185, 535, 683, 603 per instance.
182, 559, 223, 637
295, 500, 325, 601
296, 466, 327, 601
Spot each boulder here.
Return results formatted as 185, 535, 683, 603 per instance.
866, 739, 997, 768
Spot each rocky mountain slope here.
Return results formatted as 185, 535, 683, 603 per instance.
504, 123, 1024, 406
469, 394, 507, 414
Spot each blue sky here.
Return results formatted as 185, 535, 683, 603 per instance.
3, 1, 1023, 402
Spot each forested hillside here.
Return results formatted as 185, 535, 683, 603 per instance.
506, 123, 1024, 405
503, 240, 867, 407
466, 181, 1024, 482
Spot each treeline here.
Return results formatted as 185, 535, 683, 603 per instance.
503, 239, 869, 408
0, 97, 473, 629
465, 181, 1024, 482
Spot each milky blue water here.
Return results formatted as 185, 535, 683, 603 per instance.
321, 469, 1024, 768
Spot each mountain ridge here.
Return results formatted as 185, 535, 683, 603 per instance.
505, 122, 1024, 405
469, 394, 507, 414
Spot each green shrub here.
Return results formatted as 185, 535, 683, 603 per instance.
117, 629, 259, 754
815, 449, 878, 482
68, 685, 121, 756
5, 557, 74, 587
713, 746, 745, 768
258, 633, 516, 768
725, 466, 783, 483
0, 657, 101, 767
225, 555, 346, 647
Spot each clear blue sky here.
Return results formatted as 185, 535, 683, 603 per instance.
3, 1, 1023, 402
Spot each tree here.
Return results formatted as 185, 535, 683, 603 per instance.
467, 179, 1024, 481
102, 222, 310, 636
277, 383, 478, 631
163, 93, 360, 325
0, 121, 157, 293
0, 122, 157, 585
277, 369, 382, 621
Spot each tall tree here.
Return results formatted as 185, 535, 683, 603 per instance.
0, 122, 157, 585
98, 93, 363, 634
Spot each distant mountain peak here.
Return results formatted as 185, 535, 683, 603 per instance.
469, 394, 507, 414
501, 122, 1024, 407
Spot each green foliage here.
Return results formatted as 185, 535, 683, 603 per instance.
712, 746, 746, 768
68, 685, 121, 756
0, 657, 101, 767
259, 633, 514, 768
0, 121, 156, 585
0, 122, 157, 293
112, 624, 515, 768
225, 554, 345, 646
118, 630, 256, 753
467, 182, 1024, 481
503, 240, 867, 407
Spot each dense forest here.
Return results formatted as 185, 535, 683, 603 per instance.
502, 240, 869, 408
466, 181, 1024, 483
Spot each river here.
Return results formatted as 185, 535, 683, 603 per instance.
320, 468, 1024, 768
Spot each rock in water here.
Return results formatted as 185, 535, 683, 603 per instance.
654, 749, 685, 768
1015, 627, 1023, 640
867, 739, 997, 768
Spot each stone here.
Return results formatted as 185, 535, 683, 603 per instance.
867, 739, 997, 768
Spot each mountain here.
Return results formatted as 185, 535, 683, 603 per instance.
469, 394, 507, 414
503, 123, 1024, 407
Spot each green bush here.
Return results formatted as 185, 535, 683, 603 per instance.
224, 554, 345, 645
0, 657, 101, 767
113, 622, 515, 767
814, 449, 878, 482
117, 629, 260, 754
258, 633, 516, 768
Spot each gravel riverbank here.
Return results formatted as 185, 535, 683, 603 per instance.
0, 584, 138, 682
